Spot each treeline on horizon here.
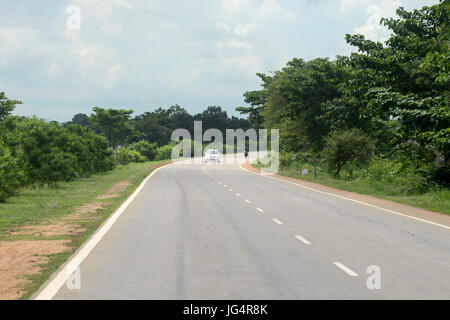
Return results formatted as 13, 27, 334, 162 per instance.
0, 100, 251, 201
63, 105, 251, 149
236, 1, 449, 191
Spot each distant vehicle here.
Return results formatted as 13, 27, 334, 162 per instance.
205, 149, 221, 163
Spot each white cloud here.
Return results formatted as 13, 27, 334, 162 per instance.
220, 0, 250, 12
66, 30, 116, 68
0, 26, 51, 68
229, 0, 296, 39
340, 0, 370, 14
75, 0, 133, 17
75, 0, 132, 36
350, 0, 402, 42
353, 24, 379, 41
216, 39, 252, 49
62, 0, 130, 90
216, 22, 231, 32
215, 54, 262, 75
46, 63, 61, 75
101, 23, 123, 35
234, 23, 254, 37
104, 64, 122, 88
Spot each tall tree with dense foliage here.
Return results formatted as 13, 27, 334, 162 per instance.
196, 106, 229, 134
0, 92, 22, 120
71, 113, 89, 127
238, 1, 449, 186
236, 73, 268, 128
239, 58, 348, 152
132, 111, 173, 146
345, 2, 449, 183
89, 107, 134, 149
323, 129, 375, 175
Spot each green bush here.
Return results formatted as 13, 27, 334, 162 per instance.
279, 152, 295, 168
64, 124, 115, 174
323, 129, 375, 175
0, 144, 25, 201
129, 140, 158, 161
357, 157, 431, 195
1, 118, 116, 185
1, 117, 76, 184
155, 144, 174, 161
0, 117, 115, 199
115, 147, 147, 165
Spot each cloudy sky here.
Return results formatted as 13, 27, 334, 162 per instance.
0, 0, 437, 121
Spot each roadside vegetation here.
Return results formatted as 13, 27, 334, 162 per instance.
0, 95, 251, 202
240, 2, 449, 213
253, 158, 450, 214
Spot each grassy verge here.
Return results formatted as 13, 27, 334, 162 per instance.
0, 160, 169, 299
252, 163, 450, 215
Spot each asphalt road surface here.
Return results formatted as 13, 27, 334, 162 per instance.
52, 159, 450, 299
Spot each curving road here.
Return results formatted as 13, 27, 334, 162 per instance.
51, 160, 450, 299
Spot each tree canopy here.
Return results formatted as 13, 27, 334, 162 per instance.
237, 1, 449, 185
0, 92, 22, 120
89, 107, 134, 149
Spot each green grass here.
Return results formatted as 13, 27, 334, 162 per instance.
0, 160, 169, 299
253, 164, 450, 215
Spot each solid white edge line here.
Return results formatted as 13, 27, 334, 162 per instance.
238, 162, 450, 231
295, 235, 311, 245
34, 162, 174, 300
256, 207, 264, 213
333, 262, 359, 277
272, 218, 283, 225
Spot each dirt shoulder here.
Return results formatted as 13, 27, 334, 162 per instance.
242, 162, 450, 228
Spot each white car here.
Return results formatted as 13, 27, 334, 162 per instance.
204, 149, 221, 163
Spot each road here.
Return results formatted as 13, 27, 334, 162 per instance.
51, 159, 450, 299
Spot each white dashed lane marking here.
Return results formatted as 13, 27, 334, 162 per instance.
333, 262, 359, 277
205, 164, 367, 284
272, 218, 283, 225
294, 235, 311, 245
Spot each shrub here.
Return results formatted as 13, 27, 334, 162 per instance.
279, 152, 295, 168
0, 116, 115, 189
323, 128, 375, 175
115, 147, 147, 165
357, 157, 430, 195
129, 140, 158, 161
64, 124, 115, 174
0, 144, 25, 201
155, 144, 174, 161
1, 117, 78, 184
